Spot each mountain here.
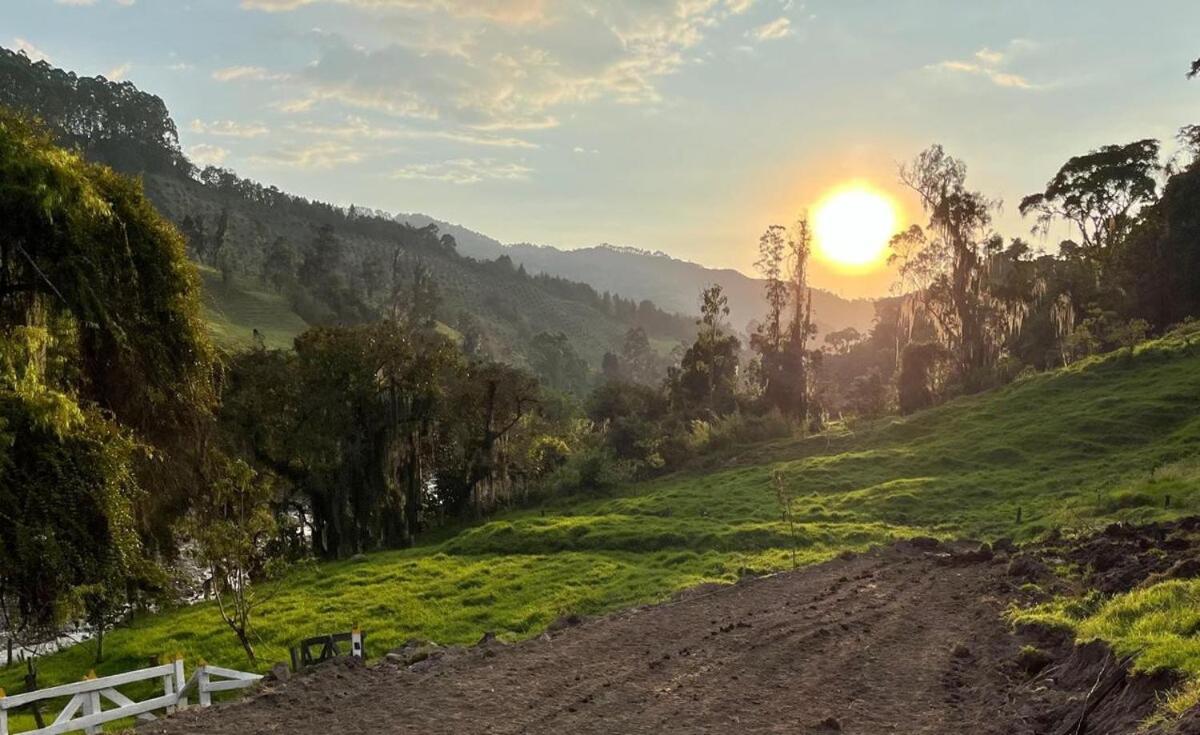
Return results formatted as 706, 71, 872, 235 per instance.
399, 213, 881, 338
0, 47, 695, 370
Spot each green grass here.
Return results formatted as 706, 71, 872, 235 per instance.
1011, 580, 1200, 721
5, 326, 1200, 730
197, 266, 309, 351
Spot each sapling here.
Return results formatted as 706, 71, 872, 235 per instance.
771, 469, 799, 569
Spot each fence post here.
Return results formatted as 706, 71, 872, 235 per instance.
173, 654, 187, 709
198, 664, 211, 707
161, 657, 177, 715
82, 671, 100, 735
1, 687, 8, 735
351, 627, 364, 660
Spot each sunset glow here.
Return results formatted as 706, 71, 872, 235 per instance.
812, 186, 898, 272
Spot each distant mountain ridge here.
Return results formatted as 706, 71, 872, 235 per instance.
398, 213, 880, 338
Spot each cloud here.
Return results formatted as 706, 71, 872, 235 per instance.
290, 116, 536, 148
249, 141, 364, 169
190, 119, 271, 138
751, 17, 791, 41
230, 1, 760, 130
212, 65, 290, 82
390, 157, 532, 184
927, 43, 1039, 90
241, 0, 551, 25
105, 62, 132, 80
12, 38, 51, 64
187, 143, 230, 167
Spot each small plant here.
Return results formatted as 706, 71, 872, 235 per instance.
771, 469, 799, 569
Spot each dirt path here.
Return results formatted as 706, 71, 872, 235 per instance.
146, 540, 1056, 734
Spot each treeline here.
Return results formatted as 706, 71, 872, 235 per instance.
816, 117, 1200, 417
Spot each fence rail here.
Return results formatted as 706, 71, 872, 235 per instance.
0, 658, 261, 735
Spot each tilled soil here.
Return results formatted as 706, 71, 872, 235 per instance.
144, 535, 1187, 735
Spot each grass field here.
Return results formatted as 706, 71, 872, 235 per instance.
5, 327, 1200, 729
197, 266, 309, 351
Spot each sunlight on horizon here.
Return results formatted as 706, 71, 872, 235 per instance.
811, 185, 898, 274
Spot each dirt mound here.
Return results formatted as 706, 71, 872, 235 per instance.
1036, 518, 1200, 595
140, 523, 1200, 735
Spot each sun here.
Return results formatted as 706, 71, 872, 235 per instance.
812, 185, 898, 272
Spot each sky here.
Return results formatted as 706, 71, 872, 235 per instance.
3, 0, 1198, 297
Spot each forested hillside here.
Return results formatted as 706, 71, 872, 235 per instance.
400, 212, 881, 337
0, 47, 695, 372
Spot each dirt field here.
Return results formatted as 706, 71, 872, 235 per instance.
142, 532, 1196, 735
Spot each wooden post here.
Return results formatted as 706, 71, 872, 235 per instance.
162, 660, 177, 714
174, 654, 187, 709
24, 658, 43, 730
198, 665, 212, 707
1, 686, 9, 735
82, 672, 100, 735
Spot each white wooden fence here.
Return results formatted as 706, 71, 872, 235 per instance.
0, 657, 261, 735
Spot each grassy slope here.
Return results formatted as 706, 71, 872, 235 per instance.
5, 328, 1200, 720
197, 266, 309, 351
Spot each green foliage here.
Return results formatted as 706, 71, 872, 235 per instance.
11, 324, 1200, 700
0, 328, 142, 643
178, 459, 281, 664
0, 109, 216, 648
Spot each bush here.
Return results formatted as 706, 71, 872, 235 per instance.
546, 445, 634, 495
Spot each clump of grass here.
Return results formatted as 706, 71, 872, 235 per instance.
1012, 580, 1200, 723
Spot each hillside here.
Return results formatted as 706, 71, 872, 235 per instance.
8, 325, 1199, 706
399, 213, 881, 337
0, 47, 694, 369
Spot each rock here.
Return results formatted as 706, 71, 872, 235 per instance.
908, 536, 941, 550
350, 553, 368, 562
476, 631, 497, 647
264, 662, 291, 684
809, 716, 842, 732
387, 640, 442, 667
952, 643, 972, 659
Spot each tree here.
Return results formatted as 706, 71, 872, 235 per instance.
179, 460, 281, 664
753, 225, 790, 352
1114, 148, 1200, 329
846, 368, 887, 418
1189, 56, 1199, 79
620, 326, 656, 385
261, 236, 296, 293
824, 327, 862, 355
529, 332, 589, 396
898, 145, 1001, 390
897, 342, 943, 415
1019, 139, 1160, 265
667, 285, 741, 418
0, 110, 217, 642
437, 362, 541, 515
